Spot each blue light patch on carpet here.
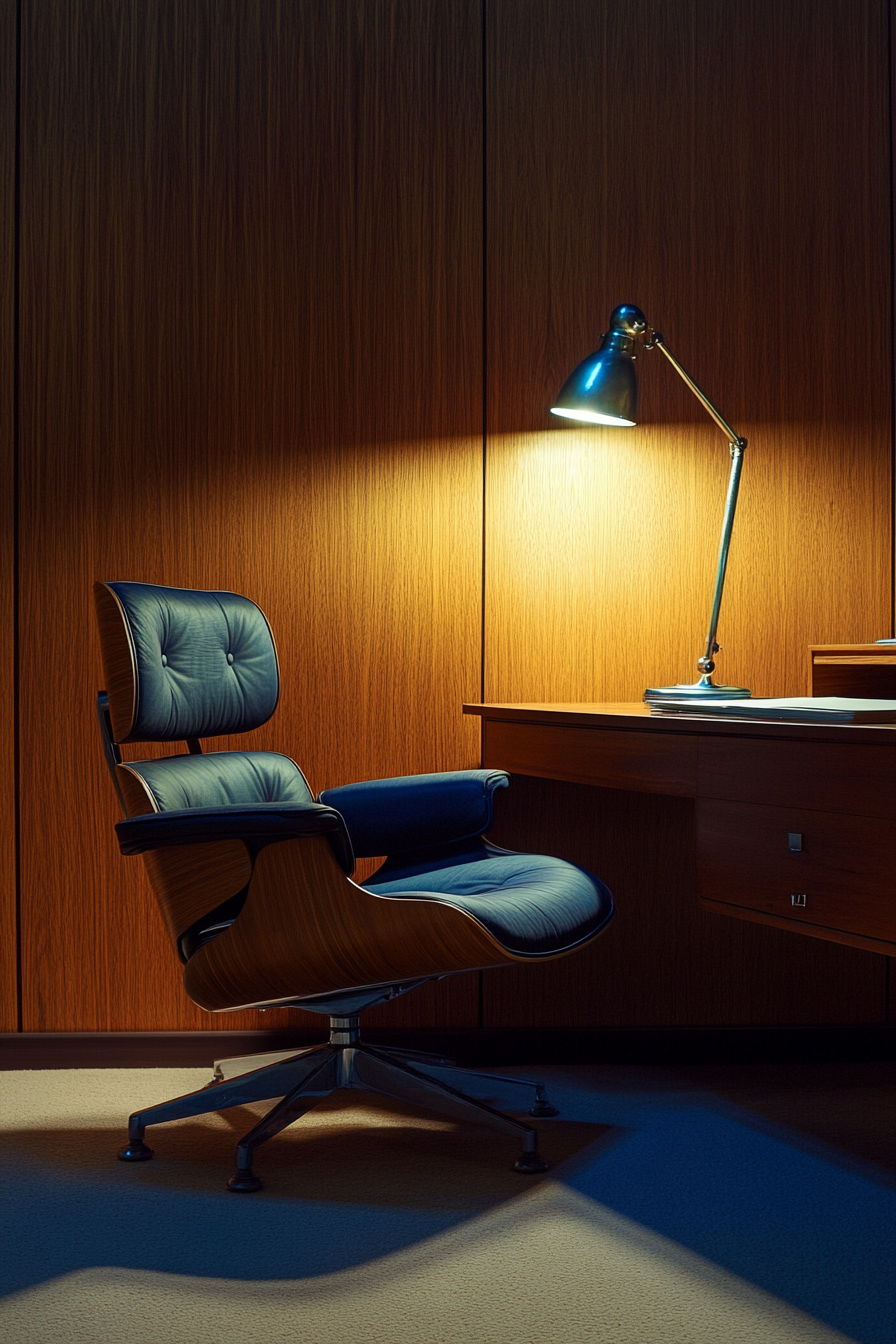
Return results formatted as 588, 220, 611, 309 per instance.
1, 1073, 893, 1344
550, 1079, 896, 1344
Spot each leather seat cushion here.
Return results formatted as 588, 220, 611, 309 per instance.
364, 848, 613, 957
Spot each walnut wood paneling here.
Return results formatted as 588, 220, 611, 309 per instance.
0, 0, 15, 1031
482, 0, 892, 1028
11, 0, 894, 1039
18, 2, 482, 1031
485, 0, 891, 705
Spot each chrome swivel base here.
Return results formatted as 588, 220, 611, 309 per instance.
118, 1014, 557, 1191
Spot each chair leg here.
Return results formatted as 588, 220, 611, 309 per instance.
118, 1046, 332, 1162
228, 1052, 339, 1192
212, 1045, 320, 1083
351, 1046, 549, 1174
373, 1051, 560, 1117
378, 1045, 457, 1067
117, 1027, 555, 1188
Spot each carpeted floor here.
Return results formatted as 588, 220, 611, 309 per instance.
0, 1060, 893, 1343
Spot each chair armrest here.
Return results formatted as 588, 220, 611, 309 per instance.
317, 769, 509, 857
115, 802, 354, 874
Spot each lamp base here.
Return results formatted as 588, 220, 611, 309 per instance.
643, 677, 751, 705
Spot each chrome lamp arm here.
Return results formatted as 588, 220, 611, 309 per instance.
650, 333, 747, 695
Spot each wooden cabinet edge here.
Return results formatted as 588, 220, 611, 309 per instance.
481, 718, 698, 796
698, 895, 896, 958
809, 643, 896, 699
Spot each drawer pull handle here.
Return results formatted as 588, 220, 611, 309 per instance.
791, 893, 807, 907
788, 833, 803, 852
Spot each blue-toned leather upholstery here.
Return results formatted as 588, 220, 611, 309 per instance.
123, 751, 313, 813
97, 578, 615, 971
116, 801, 355, 876
364, 841, 613, 957
318, 771, 509, 857
106, 582, 279, 741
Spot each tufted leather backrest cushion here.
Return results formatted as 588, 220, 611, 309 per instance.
119, 751, 314, 813
94, 581, 280, 743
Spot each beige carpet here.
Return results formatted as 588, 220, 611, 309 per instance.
0, 1067, 872, 1343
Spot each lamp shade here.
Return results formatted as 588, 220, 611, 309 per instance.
550, 346, 637, 426
550, 303, 651, 426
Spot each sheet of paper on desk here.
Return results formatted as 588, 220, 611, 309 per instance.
649, 696, 896, 723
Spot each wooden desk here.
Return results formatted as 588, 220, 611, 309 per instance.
809, 643, 896, 698
464, 702, 896, 958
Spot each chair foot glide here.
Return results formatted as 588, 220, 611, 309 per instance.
529, 1086, 559, 1118
118, 1142, 153, 1162
513, 1150, 550, 1174
227, 1167, 263, 1193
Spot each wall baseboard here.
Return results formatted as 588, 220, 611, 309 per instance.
0, 1025, 892, 1070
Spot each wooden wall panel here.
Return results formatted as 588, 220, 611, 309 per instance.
485, 0, 891, 704
10, 0, 893, 1039
483, 0, 891, 1025
0, 0, 16, 1031
18, 1, 483, 1031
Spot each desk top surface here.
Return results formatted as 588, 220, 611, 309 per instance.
462, 701, 896, 746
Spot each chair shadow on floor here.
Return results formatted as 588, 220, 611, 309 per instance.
0, 1096, 620, 1296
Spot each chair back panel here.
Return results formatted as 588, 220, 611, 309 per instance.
119, 751, 314, 814
94, 581, 280, 743
141, 841, 253, 945
184, 834, 517, 1011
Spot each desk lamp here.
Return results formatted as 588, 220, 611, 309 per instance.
551, 303, 750, 703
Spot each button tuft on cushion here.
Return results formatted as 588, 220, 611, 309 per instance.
161, 654, 168, 667
106, 580, 280, 740
227, 653, 234, 665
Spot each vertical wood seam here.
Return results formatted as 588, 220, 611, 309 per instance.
889, 0, 895, 645
478, 0, 488, 1028
888, 0, 895, 1024
12, 0, 21, 1033
480, 0, 488, 713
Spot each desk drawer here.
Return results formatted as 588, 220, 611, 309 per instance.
697, 799, 896, 945
699, 737, 896, 819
